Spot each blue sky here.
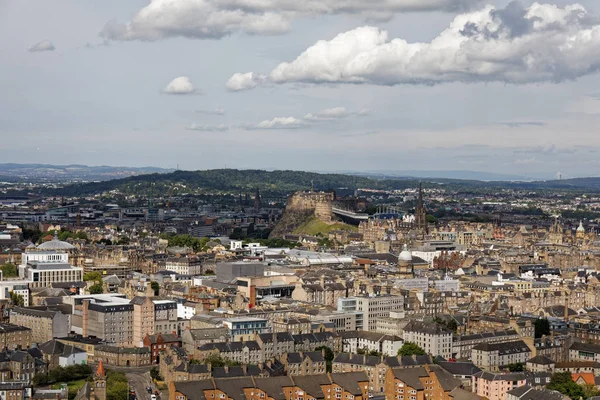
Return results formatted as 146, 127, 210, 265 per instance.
2, 0, 600, 179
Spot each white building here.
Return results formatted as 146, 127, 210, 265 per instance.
0, 281, 30, 306
402, 320, 453, 359
59, 346, 88, 367
343, 296, 405, 332
165, 257, 203, 275
177, 301, 197, 320
342, 331, 403, 356
18, 236, 82, 289
472, 340, 531, 371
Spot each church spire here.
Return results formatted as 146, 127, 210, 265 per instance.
96, 359, 105, 377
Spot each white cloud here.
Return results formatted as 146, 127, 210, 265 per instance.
100, 0, 480, 41
163, 76, 196, 94
186, 123, 228, 131
246, 106, 365, 129
304, 107, 348, 120
226, 72, 266, 91
231, 2, 600, 88
100, 0, 290, 41
28, 40, 55, 52
246, 116, 306, 129
196, 107, 226, 115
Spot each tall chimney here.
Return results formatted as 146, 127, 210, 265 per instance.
82, 300, 89, 337
249, 286, 256, 309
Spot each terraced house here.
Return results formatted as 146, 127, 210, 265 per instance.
169, 372, 370, 400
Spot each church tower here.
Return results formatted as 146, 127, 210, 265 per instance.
93, 359, 106, 400
415, 182, 427, 235
254, 187, 262, 212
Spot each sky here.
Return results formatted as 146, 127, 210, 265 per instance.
2, 0, 600, 179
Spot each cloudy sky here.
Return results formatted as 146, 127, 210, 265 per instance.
2, 0, 600, 179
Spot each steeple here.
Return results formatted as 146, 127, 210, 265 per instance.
415, 182, 427, 235
96, 359, 105, 378
93, 359, 106, 400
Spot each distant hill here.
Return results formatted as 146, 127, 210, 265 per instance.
0, 163, 172, 182
351, 170, 535, 181
40, 169, 425, 197
26, 168, 600, 197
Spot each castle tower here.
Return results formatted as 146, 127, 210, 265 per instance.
415, 182, 427, 235
93, 359, 106, 400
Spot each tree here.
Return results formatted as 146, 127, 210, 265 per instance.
9, 291, 24, 306
83, 272, 102, 282
150, 281, 160, 296
398, 342, 427, 356
0, 263, 18, 278
507, 363, 524, 372
229, 228, 245, 240
106, 370, 129, 400
35, 364, 93, 385
534, 318, 551, 338
446, 319, 458, 333
150, 367, 163, 381
547, 372, 585, 399
196, 354, 241, 367
315, 346, 334, 373
89, 283, 104, 294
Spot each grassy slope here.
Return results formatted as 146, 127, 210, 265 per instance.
293, 217, 357, 236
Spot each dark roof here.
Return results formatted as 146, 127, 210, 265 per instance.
403, 320, 452, 335
254, 376, 294, 400
291, 375, 330, 398
527, 355, 555, 365
472, 340, 531, 355
214, 377, 254, 400
570, 342, 600, 354
330, 372, 369, 395
334, 353, 380, 367
438, 361, 481, 377
474, 371, 527, 381
174, 380, 214, 400
506, 385, 567, 400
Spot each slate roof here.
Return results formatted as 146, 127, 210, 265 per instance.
254, 376, 294, 400
214, 377, 254, 400
506, 385, 567, 400
330, 372, 369, 395
527, 355, 555, 365
291, 374, 330, 398
438, 361, 482, 376
472, 340, 531, 355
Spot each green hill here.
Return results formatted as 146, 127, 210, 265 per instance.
40, 169, 423, 197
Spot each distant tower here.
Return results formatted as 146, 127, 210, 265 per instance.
93, 359, 106, 400
254, 187, 262, 212
415, 182, 427, 235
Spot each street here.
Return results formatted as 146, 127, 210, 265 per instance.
126, 371, 154, 400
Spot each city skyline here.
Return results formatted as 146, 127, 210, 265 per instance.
2, 0, 600, 178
